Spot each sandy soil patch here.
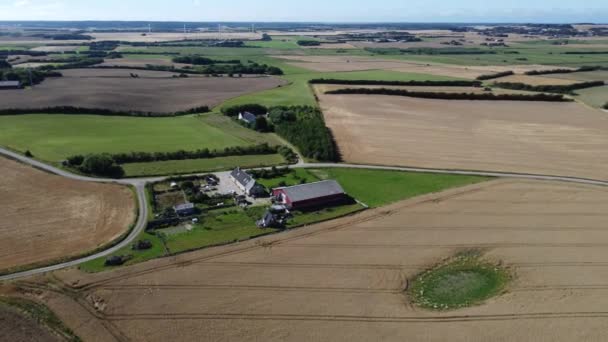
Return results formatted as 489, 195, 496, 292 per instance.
317, 90, 608, 181
0, 157, 135, 272
0, 68, 286, 113
40, 179, 608, 341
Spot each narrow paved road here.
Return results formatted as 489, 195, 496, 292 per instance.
2, 147, 608, 281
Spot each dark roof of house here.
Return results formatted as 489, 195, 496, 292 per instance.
275, 180, 346, 203
240, 111, 257, 123
0, 81, 21, 88
231, 167, 254, 187
174, 203, 195, 211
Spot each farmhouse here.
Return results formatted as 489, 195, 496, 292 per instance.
273, 180, 348, 210
238, 111, 257, 125
0, 81, 21, 90
230, 167, 266, 197
174, 202, 196, 216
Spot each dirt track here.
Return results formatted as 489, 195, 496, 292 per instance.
317, 90, 608, 181
0, 157, 135, 273
33, 179, 608, 341
0, 68, 286, 113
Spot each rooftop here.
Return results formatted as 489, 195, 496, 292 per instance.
276, 180, 346, 203
231, 167, 255, 187
174, 203, 195, 211
0, 81, 21, 87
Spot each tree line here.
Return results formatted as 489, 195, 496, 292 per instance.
476, 71, 514, 80
0, 68, 62, 86
524, 66, 605, 76
309, 79, 482, 87
91, 62, 283, 76
297, 40, 321, 46
325, 88, 570, 102
172, 55, 240, 65
0, 106, 210, 117
493, 81, 605, 94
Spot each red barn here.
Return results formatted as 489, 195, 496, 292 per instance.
272, 180, 348, 210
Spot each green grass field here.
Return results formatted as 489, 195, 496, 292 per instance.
409, 251, 511, 310
122, 154, 286, 177
79, 231, 166, 272
0, 114, 279, 162
308, 168, 490, 208
221, 67, 462, 108
574, 85, 608, 108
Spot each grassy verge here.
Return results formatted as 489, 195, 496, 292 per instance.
0, 297, 81, 341
122, 154, 286, 177
408, 251, 511, 310
78, 231, 166, 273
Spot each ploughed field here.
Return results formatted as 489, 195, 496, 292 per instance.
316, 88, 608, 181
41, 179, 608, 342
0, 68, 286, 113
0, 157, 136, 273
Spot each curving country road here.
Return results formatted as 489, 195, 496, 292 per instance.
1, 147, 608, 282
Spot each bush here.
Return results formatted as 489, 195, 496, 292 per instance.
604, 103, 608, 110
67, 155, 84, 166
80, 154, 125, 178
476, 71, 514, 81
221, 104, 268, 117
0, 59, 11, 69
254, 116, 271, 132
172, 55, 240, 65
325, 87, 570, 102
24, 150, 33, 158
309, 79, 482, 87
132, 240, 153, 251
297, 40, 321, 46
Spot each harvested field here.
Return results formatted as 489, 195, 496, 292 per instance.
317, 90, 608, 181
41, 179, 608, 341
30, 45, 84, 52
0, 157, 136, 273
275, 55, 567, 79
0, 68, 286, 113
492, 74, 580, 85
0, 304, 61, 342
542, 70, 608, 82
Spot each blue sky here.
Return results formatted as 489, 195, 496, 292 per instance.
0, 0, 607, 23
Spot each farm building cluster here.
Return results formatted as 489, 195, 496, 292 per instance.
146, 166, 352, 232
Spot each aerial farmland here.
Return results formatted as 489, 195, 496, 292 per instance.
1, 16, 608, 342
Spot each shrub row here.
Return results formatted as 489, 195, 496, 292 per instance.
172, 55, 240, 65
476, 71, 514, 81
297, 40, 321, 46
0, 106, 210, 117
0, 50, 47, 57
525, 66, 605, 76
325, 88, 570, 102
309, 79, 482, 87
365, 47, 497, 55
67, 144, 290, 168
0, 69, 62, 86
493, 80, 605, 94
91, 62, 283, 75
604, 102, 608, 110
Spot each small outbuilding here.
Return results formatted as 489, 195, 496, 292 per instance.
0, 81, 21, 90
272, 180, 348, 210
174, 202, 196, 216
238, 111, 257, 125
